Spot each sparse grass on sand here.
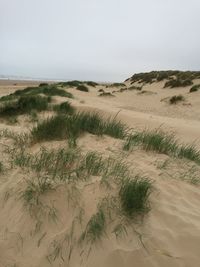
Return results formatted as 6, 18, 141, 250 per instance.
22, 176, 53, 207
124, 129, 200, 164
80, 207, 106, 243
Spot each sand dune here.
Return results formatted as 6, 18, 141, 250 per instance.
0, 76, 200, 267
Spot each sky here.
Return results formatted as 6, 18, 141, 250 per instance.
0, 0, 200, 82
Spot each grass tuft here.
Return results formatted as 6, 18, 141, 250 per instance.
169, 95, 184, 104
119, 176, 152, 217
178, 144, 200, 164
123, 130, 178, 154
0, 95, 50, 117
0, 162, 4, 173
80, 208, 106, 243
189, 84, 200, 93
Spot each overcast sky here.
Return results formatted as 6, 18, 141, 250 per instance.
0, 0, 200, 81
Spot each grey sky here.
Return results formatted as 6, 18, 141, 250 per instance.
0, 0, 200, 81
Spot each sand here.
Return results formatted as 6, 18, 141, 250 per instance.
0, 79, 200, 267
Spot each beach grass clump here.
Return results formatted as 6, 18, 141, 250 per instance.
85, 81, 98, 87
103, 117, 127, 139
76, 85, 89, 92
110, 83, 126, 87
18, 95, 50, 112
169, 95, 184, 104
124, 129, 200, 165
178, 144, 200, 164
119, 176, 152, 217
0, 95, 50, 117
31, 115, 69, 142
58, 80, 81, 88
164, 79, 193, 88
0, 101, 19, 116
80, 208, 106, 243
0, 162, 4, 173
128, 71, 200, 85
99, 92, 115, 97
31, 111, 127, 143
42, 86, 73, 98
189, 84, 200, 93
123, 130, 178, 154
53, 101, 75, 115
128, 85, 142, 91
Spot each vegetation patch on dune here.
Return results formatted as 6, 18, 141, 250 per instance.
31, 112, 127, 144
164, 78, 193, 88
0, 95, 50, 117
99, 92, 115, 97
189, 84, 200, 93
119, 176, 152, 217
53, 101, 75, 115
80, 207, 106, 243
109, 83, 126, 87
76, 84, 89, 92
124, 129, 200, 165
169, 95, 185, 104
0, 84, 73, 102
58, 80, 98, 88
127, 70, 200, 86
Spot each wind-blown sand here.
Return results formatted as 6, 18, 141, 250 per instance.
0, 79, 200, 267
